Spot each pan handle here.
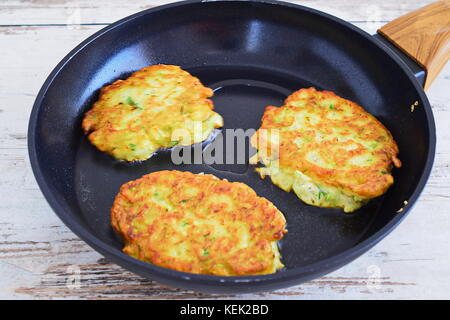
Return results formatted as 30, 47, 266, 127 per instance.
377, 0, 450, 90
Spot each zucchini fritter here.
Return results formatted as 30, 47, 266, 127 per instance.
82, 65, 223, 161
111, 171, 287, 276
251, 88, 401, 213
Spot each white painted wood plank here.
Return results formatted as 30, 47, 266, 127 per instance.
0, 1, 449, 299
0, 0, 436, 26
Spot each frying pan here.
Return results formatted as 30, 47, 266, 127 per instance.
28, 0, 448, 293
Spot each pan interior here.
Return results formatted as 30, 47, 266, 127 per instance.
74, 65, 383, 268
33, 1, 430, 277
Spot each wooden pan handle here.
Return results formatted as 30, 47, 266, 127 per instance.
378, 0, 450, 90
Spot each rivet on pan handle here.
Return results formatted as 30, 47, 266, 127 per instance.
378, 0, 450, 91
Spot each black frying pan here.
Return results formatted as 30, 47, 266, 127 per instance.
28, 0, 439, 293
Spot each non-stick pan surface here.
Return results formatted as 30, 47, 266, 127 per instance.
28, 0, 435, 293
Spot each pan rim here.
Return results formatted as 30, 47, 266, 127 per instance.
27, 0, 436, 291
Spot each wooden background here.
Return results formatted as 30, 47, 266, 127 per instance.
0, 0, 449, 299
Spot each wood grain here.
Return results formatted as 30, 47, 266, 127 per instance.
378, 1, 450, 90
1, 0, 450, 299
14, 260, 416, 299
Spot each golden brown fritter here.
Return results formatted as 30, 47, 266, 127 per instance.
251, 87, 401, 212
82, 65, 223, 161
111, 170, 287, 276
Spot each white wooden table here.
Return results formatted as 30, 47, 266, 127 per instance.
1, 0, 449, 299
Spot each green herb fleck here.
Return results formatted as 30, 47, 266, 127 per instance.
181, 221, 189, 227
202, 249, 210, 256
153, 192, 159, 197
167, 141, 179, 148
128, 143, 136, 150
318, 190, 327, 200
329, 104, 334, 110
381, 171, 389, 175
180, 199, 190, 203
126, 97, 142, 109
203, 233, 210, 238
